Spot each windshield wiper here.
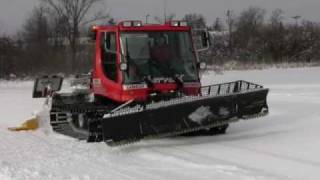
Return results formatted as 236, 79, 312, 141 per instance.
125, 38, 131, 59
143, 76, 154, 88
146, 59, 186, 91
173, 74, 184, 91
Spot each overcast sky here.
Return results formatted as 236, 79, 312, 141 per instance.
1, 0, 320, 35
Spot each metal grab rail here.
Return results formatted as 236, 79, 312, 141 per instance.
201, 80, 264, 96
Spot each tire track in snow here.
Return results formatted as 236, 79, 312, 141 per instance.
170, 143, 318, 180
117, 138, 290, 180
31, 136, 158, 180
215, 142, 320, 168
116, 148, 216, 180
0, 130, 138, 180
149, 146, 289, 180
0, 129, 172, 180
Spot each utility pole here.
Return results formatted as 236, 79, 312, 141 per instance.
146, 14, 150, 24
163, 0, 167, 23
292, 15, 301, 27
226, 10, 234, 54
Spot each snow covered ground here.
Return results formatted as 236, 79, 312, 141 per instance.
0, 67, 320, 180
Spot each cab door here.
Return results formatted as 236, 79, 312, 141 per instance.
92, 30, 122, 102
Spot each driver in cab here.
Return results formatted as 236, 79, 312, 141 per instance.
150, 36, 171, 63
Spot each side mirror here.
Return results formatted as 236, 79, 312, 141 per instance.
201, 31, 209, 48
192, 29, 210, 52
105, 34, 111, 49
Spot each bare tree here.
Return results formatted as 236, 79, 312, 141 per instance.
21, 6, 49, 45
270, 9, 284, 27
265, 9, 286, 62
183, 13, 206, 29
226, 10, 235, 54
212, 17, 224, 31
235, 7, 265, 49
154, 13, 176, 24
41, 0, 109, 72
18, 5, 51, 74
0, 36, 16, 78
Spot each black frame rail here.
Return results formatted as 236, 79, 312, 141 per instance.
201, 80, 264, 96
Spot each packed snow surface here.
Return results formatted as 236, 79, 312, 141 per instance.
1, 67, 320, 180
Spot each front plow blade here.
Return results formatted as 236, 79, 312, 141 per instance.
8, 117, 39, 131
102, 81, 269, 146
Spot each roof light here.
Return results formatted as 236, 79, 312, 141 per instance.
121, 21, 143, 27
91, 25, 98, 32
179, 21, 188, 26
133, 21, 142, 27
123, 21, 132, 27
171, 21, 179, 27
169, 21, 188, 27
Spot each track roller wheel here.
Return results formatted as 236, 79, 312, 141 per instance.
87, 118, 103, 143
207, 124, 229, 135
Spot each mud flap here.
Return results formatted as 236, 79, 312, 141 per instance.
101, 89, 268, 146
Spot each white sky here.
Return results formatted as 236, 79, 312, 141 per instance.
0, 0, 319, 35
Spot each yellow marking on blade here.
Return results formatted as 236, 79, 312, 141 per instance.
8, 117, 39, 131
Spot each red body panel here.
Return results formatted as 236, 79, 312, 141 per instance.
91, 21, 201, 103
92, 26, 122, 102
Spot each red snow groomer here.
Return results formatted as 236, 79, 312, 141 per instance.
33, 20, 269, 146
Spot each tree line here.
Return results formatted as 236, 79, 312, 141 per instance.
203, 7, 320, 67
0, 0, 108, 78
1, 3, 320, 78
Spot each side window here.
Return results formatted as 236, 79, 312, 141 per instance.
100, 32, 117, 81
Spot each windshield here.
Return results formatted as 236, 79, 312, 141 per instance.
120, 31, 198, 83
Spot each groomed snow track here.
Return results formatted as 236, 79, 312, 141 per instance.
1, 67, 320, 180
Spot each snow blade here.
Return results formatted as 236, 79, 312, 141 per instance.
102, 85, 268, 146
8, 117, 39, 131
